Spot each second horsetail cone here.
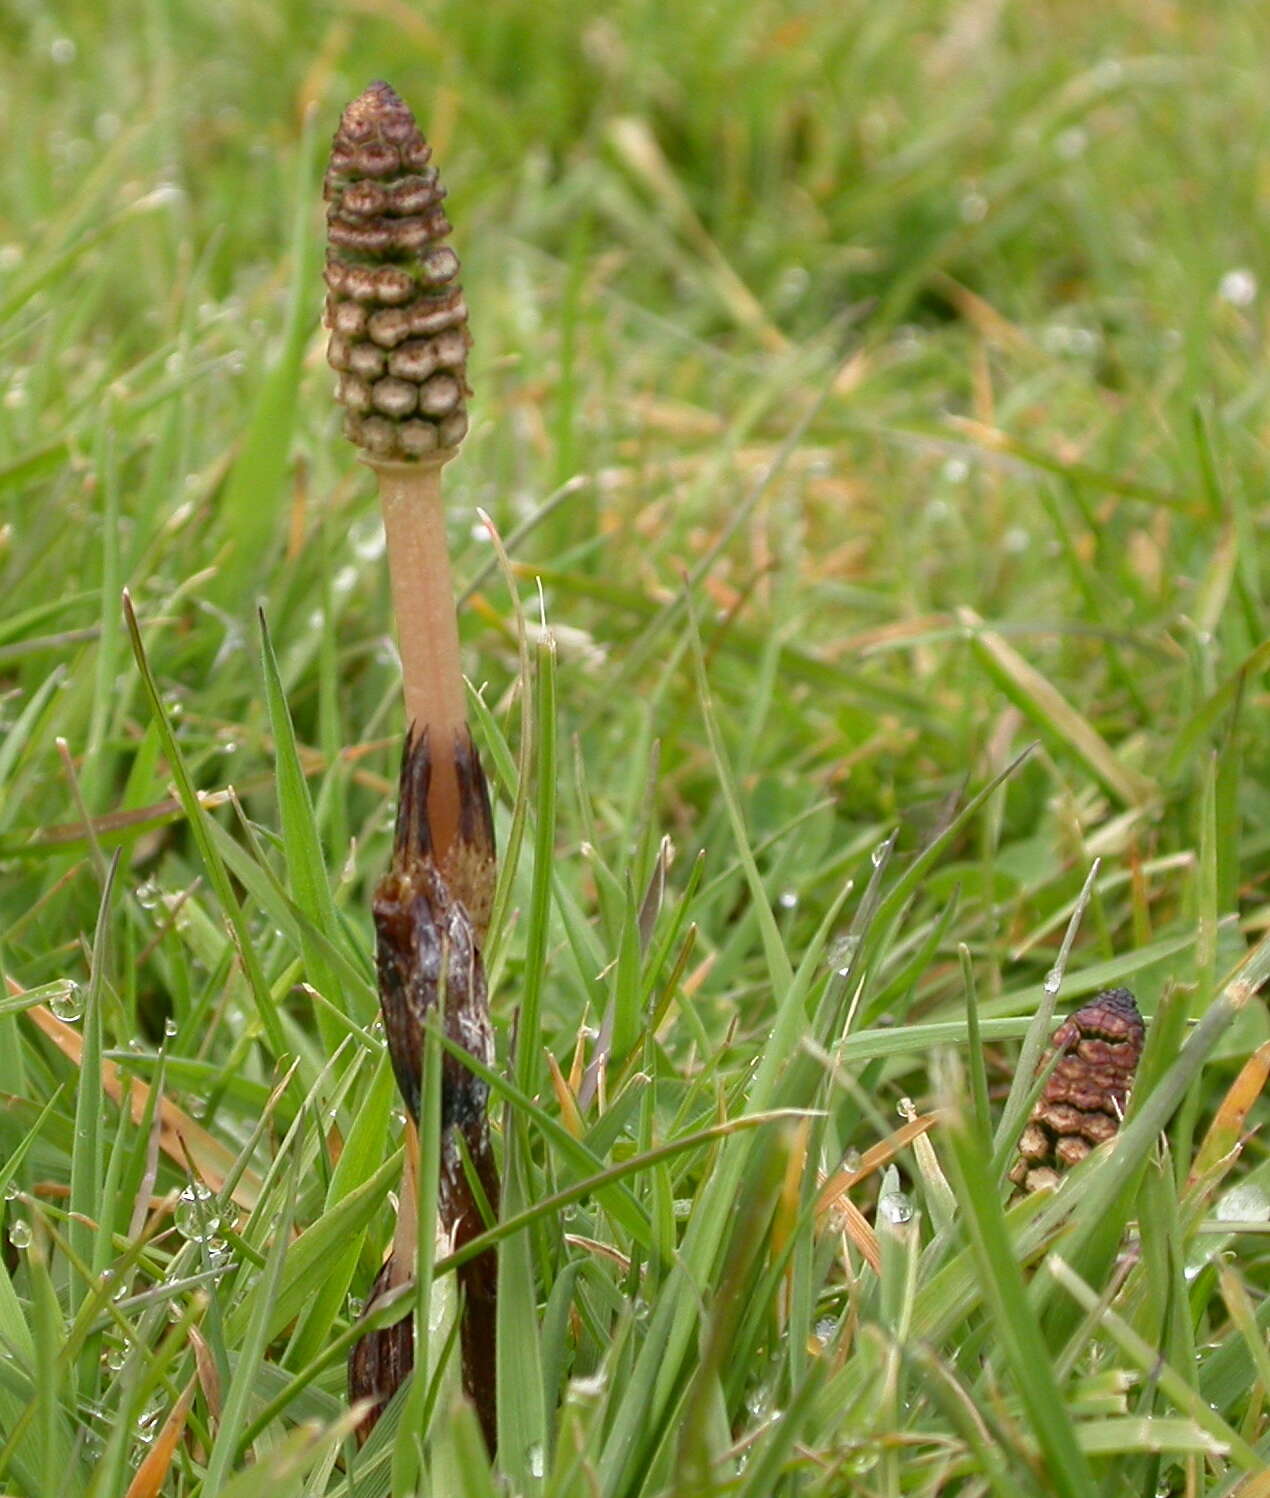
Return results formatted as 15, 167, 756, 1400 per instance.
324, 81, 471, 463
1010, 986, 1146, 1195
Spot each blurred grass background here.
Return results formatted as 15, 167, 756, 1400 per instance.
0, 0, 1268, 1492
3, 0, 1267, 1018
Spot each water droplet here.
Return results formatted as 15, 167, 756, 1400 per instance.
527, 1442, 545, 1478
136, 879, 161, 910
830, 934, 860, 977
1042, 967, 1062, 997
672, 1198, 694, 1220
2, 1181, 18, 1201
844, 1447, 879, 1476
175, 1182, 221, 1241
135, 1400, 163, 1444
871, 841, 889, 868
164, 1016, 178, 1038
878, 1191, 913, 1226
347, 1295, 365, 1318
841, 1148, 861, 1174
813, 1315, 838, 1344
49, 980, 83, 1022
896, 1097, 916, 1121
745, 1383, 774, 1419
49, 36, 76, 64
8, 1219, 32, 1249
941, 456, 970, 484
1219, 267, 1257, 308
778, 889, 799, 911
205, 1237, 230, 1268
106, 1345, 126, 1371
350, 516, 386, 562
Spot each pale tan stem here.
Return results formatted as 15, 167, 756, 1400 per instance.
386, 1118, 420, 1287
372, 457, 466, 862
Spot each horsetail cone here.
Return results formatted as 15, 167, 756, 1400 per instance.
325, 81, 474, 858
1010, 987, 1146, 1195
324, 81, 471, 463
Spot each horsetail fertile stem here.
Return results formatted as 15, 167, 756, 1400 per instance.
324, 79, 472, 858
327, 81, 499, 1454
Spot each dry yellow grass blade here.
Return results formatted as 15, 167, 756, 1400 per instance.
123, 1376, 196, 1498
1189, 1040, 1270, 1189
546, 1050, 586, 1140
830, 1193, 880, 1276
189, 1324, 222, 1423
21, 999, 261, 1209
815, 1113, 941, 1220
957, 607, 1157, 808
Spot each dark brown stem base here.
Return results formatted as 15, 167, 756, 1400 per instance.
350, 726, 500, 1452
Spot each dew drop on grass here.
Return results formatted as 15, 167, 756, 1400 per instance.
350, 515, 386, 561
49, 980, 83, 1022
175, 1182, 221, 1241
871, 841, 889, 868
778, 889, 798, 910
745, 1383, 774, 1419
1042, 967, 1062, 997
830, 934, 860, 976
164, 1016, 178, 1038
878, 1190, 913, 1226
3, 1180, 18, 1201
1218, 267, 1257, 307
527, 1443, 545, 1478
136, 879, 161, 910
8, 1219, 31, 1249
135, 1401, 163, 1445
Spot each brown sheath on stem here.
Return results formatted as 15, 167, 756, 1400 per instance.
1009, 986, 1145, 1194
350, 728, 499, 1452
